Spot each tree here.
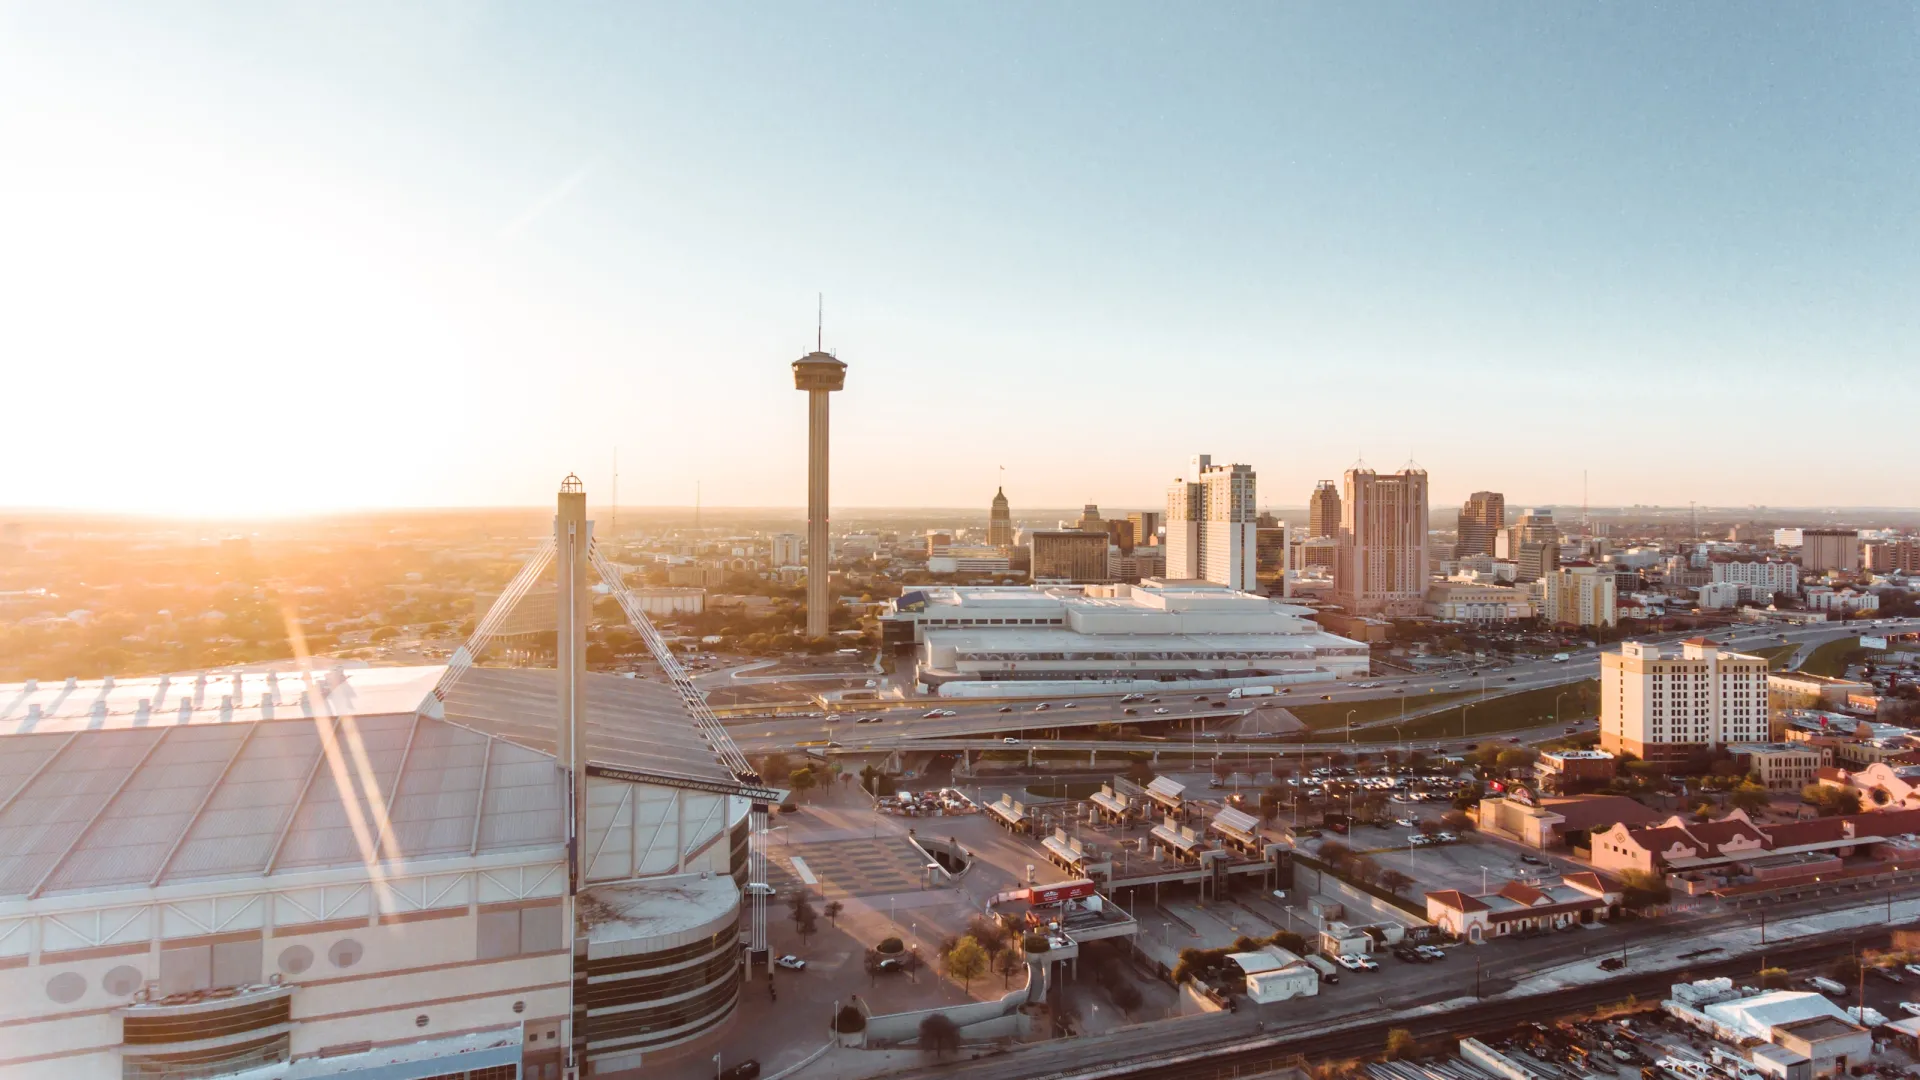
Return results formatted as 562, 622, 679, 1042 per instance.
1730, 782, 1771, 815
1380, 869, 1414, 895
824, 900, 845, 927
759, 752, 793, 784
1385, 1028, 1419, 1061
1758, 966, 1790, 989
995, 944, 1025, 987
946, 935, 989, 994
918, 1013, 961, 1057
965, 915, 1008, 960
1617, 869, 1671, 911
1496, 748, 1537, 772
790, 767, 818, 802
1831, 954, 1862, 984
797, 906, 818, 945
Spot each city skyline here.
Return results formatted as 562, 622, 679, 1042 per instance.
3, 4, 1916, 516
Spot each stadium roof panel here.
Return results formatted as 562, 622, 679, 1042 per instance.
0, 713, 566, 900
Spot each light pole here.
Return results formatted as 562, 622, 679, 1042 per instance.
1555, 692, 1569, 726
1462, 702, 1478, 741
1345, 710, 1357, 743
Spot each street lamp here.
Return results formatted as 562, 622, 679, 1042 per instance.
1345, 710, 1357, 743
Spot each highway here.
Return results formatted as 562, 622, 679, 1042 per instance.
722, 620, 1905, 755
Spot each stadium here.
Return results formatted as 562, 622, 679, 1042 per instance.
0, 479, 775, 1079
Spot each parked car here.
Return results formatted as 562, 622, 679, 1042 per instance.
1871, 966, 1905, 984
1900, 1002, 1920, 1018
774, 955, 807, 971
1334, 953, 1366, 971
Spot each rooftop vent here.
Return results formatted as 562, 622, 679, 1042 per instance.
136, 699, 151, 722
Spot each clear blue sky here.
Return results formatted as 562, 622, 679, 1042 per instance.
1, 3, 1915, 515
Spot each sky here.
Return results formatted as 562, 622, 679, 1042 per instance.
1, 2, 1916, 517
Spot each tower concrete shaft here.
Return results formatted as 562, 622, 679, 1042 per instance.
793, 351, 846, 639
555, 474, 590, 869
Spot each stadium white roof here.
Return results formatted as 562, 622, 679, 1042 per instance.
0, 661, 751, 901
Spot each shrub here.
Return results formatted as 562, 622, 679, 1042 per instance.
1385, 1028, 1418, 1060
834, 1004, 866, 1032
876, 936, 904, 955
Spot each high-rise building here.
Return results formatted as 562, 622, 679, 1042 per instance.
1540, 562, 1615, 627
1107, 517, 1136, 554
1455, 491, 1505, 558
1515, 541, 1560, 584
771, 532, 802, 567
1864, 541, 1919, 574
1165, 454, 1257, 590
1601, 639, 1768, 766
1029, 530, 1111, 583
1334, 467, 1429, 617
988, 488, 1013, 549
1509, 508, 1558, 551
793, 349, 847, 638
1256, 523, 1289, 582
1075, 504, 1107, 535
926, 530, 953, 557
1799, 528, 1860, 573
1308, 480, 1341, 539
1128, 511, 1163, 548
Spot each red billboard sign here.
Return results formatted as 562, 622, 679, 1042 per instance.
1030, 879, 1097, 905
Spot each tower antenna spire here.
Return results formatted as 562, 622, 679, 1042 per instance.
817, 293, 823, 352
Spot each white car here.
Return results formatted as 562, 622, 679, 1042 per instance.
1905, 964, 1920, 978
775, 955, 807, 971
1063, 702, 1077, 708
922, 710, 943, 718
1153, 707, 1169, 714
1003, 737, 1020, 744
1334, 953, 1366, 971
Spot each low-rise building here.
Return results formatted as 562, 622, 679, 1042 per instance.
1425, 581, 1534, 622
1533, 749, 1619, 794
1424, 875, 1615, 944
1478, 791, 1661, 849
1228, 946, 1319, 1004
1769, 673, 1874, 726
1730, 742, 1831, 791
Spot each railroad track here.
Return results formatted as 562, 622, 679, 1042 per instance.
895, 929, 1894, 1080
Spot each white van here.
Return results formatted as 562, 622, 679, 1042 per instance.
1806, 976, 1846, 995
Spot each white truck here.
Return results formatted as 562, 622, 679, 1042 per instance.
1551, 653, 1571, 662
1228, 686, 1276, 699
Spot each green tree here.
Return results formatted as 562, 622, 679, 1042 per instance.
946, 935, 989, 994
965, 915, 1009, 960
1758, 966, 1790, 989
1730, 782, 1771, 815
790, 767, 817, 802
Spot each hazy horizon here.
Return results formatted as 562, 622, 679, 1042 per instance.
3, 3, 1915, 516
